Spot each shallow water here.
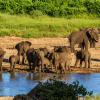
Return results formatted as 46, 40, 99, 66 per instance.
0, 72, 100, 96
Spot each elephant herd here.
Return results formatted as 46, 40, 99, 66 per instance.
0, 27, 99, 73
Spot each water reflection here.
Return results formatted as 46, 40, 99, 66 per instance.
10, 72, 16, 80
0, 72, 2, 81
0, 72, 100, 96
26, 72, 52, 82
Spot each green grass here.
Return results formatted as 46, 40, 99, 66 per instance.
0, 13, 100, 38
86, 96, 100, 100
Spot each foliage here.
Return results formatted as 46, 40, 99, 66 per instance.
0, 0, 99, 17
27, 80, 93, 100
0, 13, 100, 38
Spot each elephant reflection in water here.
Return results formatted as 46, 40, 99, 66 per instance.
0, 72, 2, 81
27, 72, 51, 82
26, 72, 33, 80
49, 74, 71, 81
10, 72, 16, 80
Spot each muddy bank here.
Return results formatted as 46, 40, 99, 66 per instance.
0, 36, 99, 73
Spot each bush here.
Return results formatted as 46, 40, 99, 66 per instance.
27, 80, 93, 100
30, 10, 44, 18
0, 0, 100, 17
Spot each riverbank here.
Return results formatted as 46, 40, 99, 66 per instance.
0, 97, 13, 100
0, 36, 99, 73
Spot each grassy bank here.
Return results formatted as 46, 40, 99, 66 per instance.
86, 96, 100, 100
0, 13, 100, 38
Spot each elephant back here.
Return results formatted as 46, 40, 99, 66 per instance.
0, 48, 6, 58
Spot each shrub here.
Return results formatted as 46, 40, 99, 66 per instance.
30, 10, 44, 18
0, 0, 100, 17
27, 80, 93, 100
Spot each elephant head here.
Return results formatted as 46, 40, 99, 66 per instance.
15, 41, 32, 64
15, 41, 32, 54
86, 28, 99, 42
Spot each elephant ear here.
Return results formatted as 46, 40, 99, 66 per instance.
25, 41, 32, 46
86, 28, 99, 42
15, 43, 20, 50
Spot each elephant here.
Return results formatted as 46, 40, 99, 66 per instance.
9, 55, 19, 71
52, 51, 72, 73
26, 48, 42, 72
74, 50, 91, 68
54, 46, 71, 53
88, 28, 99, 48
0, 48, 6, 71
15, 41, 32, 64
39, 47, 50, 57
37, 50, 51, 72
68, 28, 99, 52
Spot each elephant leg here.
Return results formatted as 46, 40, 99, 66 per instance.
75, 59, 79, 67
85, 56, 88, 68
90, 39, 95, 48
29, 63, 32, 70
88, 56, 91, 68
70, 41, 75, 52
22, 55, 25, 65
0, 60, 2, 72
84, 37, 88, 51
38, 63, 42, 73
80, 60, 83, 68
13, 64, 15, 72
0, 58, 3, 72
10, 64, 13, 71
22, 53, 27, 65
90, 39, 93, 48
18, 55, 21, 65
93, 40, 96, 48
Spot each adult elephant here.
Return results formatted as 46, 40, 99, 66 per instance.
15, 41, 32, 64
0, 48, 6, 71
68, 28, 99, 52
26, 48, 42, 72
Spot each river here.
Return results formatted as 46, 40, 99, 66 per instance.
0, 72, 100, 96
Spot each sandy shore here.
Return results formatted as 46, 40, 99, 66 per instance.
0, 36, 99, 73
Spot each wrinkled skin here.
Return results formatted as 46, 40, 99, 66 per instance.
26, 48, 42, 72
9, 55, 19, 71
37, 50, 51, 72
68, 28, 99, 52
39, 47, 50, 57
15, 41, 32, 64
54, 46, 71, 53
0, 48, 6, 71
52, 51, 72, 74
75, 50, 91, 68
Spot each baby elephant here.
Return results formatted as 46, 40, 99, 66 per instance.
75, 50, 91, 68
9, 55, 19, 71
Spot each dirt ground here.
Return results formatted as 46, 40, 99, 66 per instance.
0, 36, 100, 73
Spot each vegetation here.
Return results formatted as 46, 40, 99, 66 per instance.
26, 80, 93, 100
0, 0, 100, 17
86, 96, 100, 100
0, 0, 99, 38
0, 13, 100, 38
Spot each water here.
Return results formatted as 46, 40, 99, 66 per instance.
0, 72, 100, 96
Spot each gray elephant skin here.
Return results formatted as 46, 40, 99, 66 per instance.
15, 41, 32, 64
75, 50, 91, 68
0, 48, 5, 71
9, 55, 19, 71
68, 28, 99, 52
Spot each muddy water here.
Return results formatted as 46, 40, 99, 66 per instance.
0, 72, 100, 96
